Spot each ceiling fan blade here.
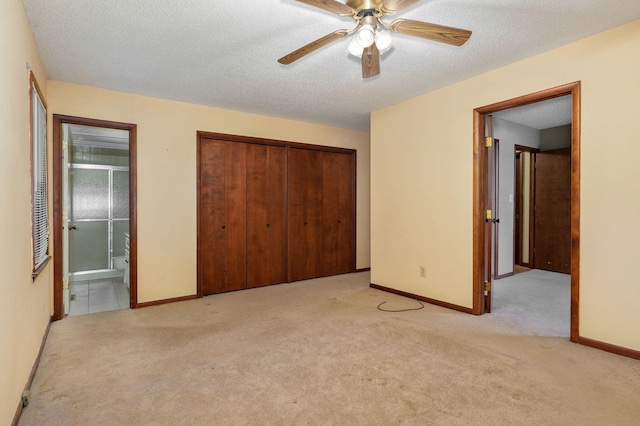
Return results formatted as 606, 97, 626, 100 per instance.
381, 0, 421, 14
296, 0, 355, 16
388, 18, 472, 46
361, 43, 380, 79
278, 30, 349, 64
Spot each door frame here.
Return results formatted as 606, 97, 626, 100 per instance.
52, 115, 138, 320
472, 82, 581, 342
514, 145, 538, 269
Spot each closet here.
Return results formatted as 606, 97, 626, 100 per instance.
198, 133, 355, 296
288, 148, 355, 281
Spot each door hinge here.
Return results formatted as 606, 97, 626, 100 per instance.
485, 209, 492, 221
485, 137, 493, 147
62, 210, 68, 221
62, 280, 69, 290
484, 281, 491, 292
62, 140, 68, 150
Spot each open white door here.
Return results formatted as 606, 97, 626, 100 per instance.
62, 124, 71, 315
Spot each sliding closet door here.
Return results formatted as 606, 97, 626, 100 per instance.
246, 144, 287, 288
322, 151, 355, 276
288, 148, 324, 281
199, 139, 247, 295
198, 132, 357, 295
288, 148, 355, 281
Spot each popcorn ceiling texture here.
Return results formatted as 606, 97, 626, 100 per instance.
22, 0, 640, 131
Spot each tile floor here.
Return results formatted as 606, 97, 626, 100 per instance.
69, 278, 130, 316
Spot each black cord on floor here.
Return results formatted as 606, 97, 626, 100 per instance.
377, 299, 424, 312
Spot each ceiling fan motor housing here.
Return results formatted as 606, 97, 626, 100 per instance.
346, 0, 385, 12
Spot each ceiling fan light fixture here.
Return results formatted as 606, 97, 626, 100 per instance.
347, 37, 364, 58
374, 29, 392, 55
355, 24, 375, 48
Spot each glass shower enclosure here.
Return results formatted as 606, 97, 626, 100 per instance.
68, 166, 129, 274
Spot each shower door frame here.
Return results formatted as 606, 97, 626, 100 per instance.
53, 115, 138, 320
67, 163, 130, 278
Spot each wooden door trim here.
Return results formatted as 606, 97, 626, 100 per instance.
52, 115, 138, 320
472, 81, 581, 343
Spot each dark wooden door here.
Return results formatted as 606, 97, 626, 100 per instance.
534, 148, 571, 273
288, 148, 324, 281
322, 151, 355, 276
199, 139, 247, 295
246, 144, 287, 288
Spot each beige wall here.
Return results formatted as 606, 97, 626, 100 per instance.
371, 19, 640, 351
47, 81, 371, 303
0, 0, 51, 423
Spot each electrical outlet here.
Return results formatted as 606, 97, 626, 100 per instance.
419, 266, 426, 278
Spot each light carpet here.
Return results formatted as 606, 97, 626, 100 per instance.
19, 272, 640, 425
493, 269, 571, 337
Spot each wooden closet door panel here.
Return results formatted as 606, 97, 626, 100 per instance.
288, 148, 323, 281
199, 140, 227, 295
322, 152, 355, 275
246, 144, 286, 287
199, 140, 247, 295
222, 142, 248, 291
335, 152, 355, 273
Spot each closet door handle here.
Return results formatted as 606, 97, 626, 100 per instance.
221, 225, 226, 230
266, 223, 270, 228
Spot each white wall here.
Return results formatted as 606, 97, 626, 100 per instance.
493, 118, 540, 276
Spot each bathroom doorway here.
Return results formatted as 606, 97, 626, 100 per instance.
53, 116, 137, 319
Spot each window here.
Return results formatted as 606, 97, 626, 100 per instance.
30, 72, 49, 277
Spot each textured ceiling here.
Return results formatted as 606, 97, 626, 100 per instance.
22, 0, 640, 132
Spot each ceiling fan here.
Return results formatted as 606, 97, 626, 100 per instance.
278, 0, 472, 79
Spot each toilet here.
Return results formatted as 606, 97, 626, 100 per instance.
113, 255, 127, 272
113, 254, 129, 287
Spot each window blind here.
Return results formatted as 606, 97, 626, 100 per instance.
32, 81, 48, 271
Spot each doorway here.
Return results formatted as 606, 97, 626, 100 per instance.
53, 115, 138, 320
472, 82, 581, 342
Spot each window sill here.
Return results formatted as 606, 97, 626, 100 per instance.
32, 255, 51, 281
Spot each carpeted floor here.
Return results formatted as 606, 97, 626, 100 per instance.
19, 272, 640, 425
493, 269, 571, 337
